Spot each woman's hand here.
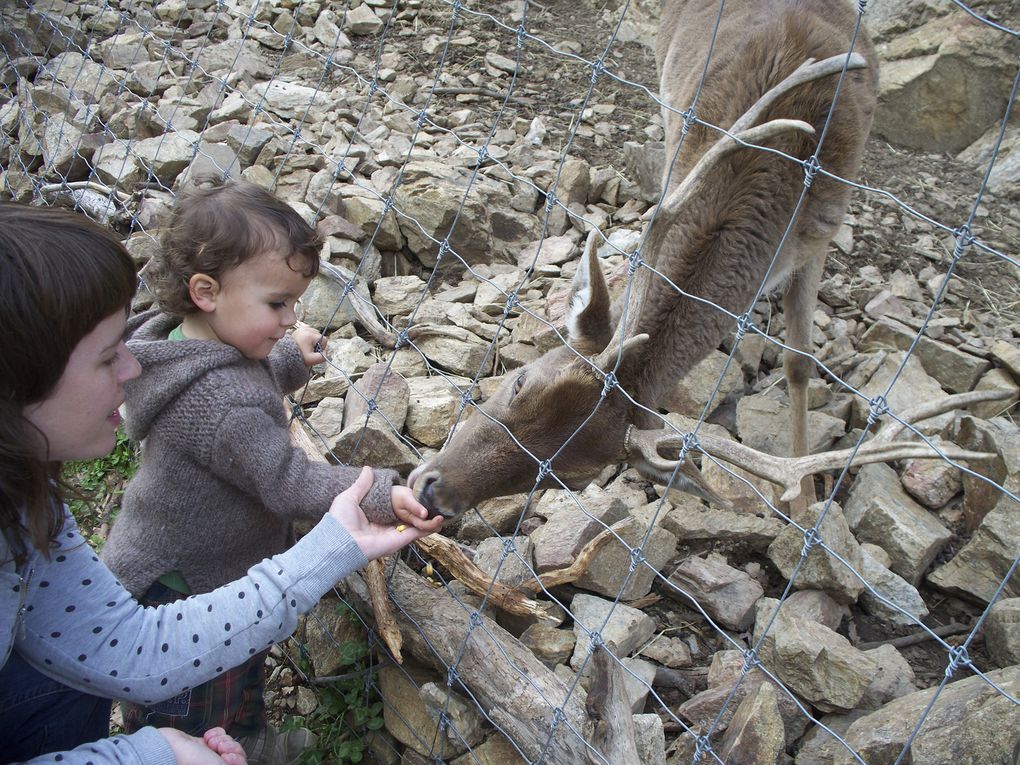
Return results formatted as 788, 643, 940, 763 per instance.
158, 727, 247, 764
329, 467, 442, 560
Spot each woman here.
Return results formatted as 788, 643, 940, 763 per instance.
0, 201, 441, 764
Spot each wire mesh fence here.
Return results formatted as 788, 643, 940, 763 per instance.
2, 0, 1019, 762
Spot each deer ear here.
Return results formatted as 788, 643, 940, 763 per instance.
565, 229, 613, 353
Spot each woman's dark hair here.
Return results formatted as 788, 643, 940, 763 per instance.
0, 202, 138, 561
147, 179, 323, 316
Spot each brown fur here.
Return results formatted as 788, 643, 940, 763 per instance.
410, 0, 878, 517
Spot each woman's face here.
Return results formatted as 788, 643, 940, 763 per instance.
23, 311, 141, 462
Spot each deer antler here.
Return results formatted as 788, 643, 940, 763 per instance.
627, 389, 1010, 504
660, 52, 868, 218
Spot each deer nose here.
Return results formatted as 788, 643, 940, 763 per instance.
409, 467, 443, 519
412, 471, 465, 526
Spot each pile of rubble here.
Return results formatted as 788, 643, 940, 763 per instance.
2, 0, 1018, 762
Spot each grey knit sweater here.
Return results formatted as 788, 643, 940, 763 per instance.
102, 310, 400, 597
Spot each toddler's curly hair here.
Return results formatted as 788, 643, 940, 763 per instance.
146, 179, 323, 316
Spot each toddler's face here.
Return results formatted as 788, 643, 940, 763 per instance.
204, 249, 313, 360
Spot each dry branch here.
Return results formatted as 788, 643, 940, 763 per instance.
288, 414, 403, 660
414, 535, 562, 623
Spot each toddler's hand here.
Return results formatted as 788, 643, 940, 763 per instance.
292, 322, 327, 367
328, 467, 442, 561
391, 485, 438, 530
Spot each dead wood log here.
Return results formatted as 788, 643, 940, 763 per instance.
586, 642, 641, 764
342, 557, 598, 764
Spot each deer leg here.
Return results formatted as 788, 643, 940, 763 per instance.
782, 247, 826, 510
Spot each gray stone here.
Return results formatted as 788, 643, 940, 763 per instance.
767, 502, 865, 604
342, 362, 409, 433
664, 554, 764, 631
832, 666, 1020, 765
927, 492, 1020, 604
844, 463, 952, 585
874, 12, 1017, 153
716, 682, 786, 765
757, 608, 877, 713
859, 546, 930, 628
574, 513, 678, 601
568, 594, 656, 671
474, 536, 536, 590
859, 316, 991, 394
530, 485, 626, 572
983, 598, 1020, 668
406, 375, 463, 448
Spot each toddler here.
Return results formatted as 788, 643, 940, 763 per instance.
101, 179, 437, 764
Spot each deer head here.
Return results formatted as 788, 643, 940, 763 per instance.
409, 231, 650, 519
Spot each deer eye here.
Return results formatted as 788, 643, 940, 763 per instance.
510, 372, 526, 399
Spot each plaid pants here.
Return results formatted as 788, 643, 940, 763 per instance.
121, 580, 270, 739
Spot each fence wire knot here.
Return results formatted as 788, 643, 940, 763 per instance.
339, 280, 355, 301
601, 370, 618, 397
437, 239, 451, 260
368, 78, 379, 96
515, 24, 526, 49
550, 707, 565, 729
679, 432, 699, 461
627, 248, 643, 275
801, 527, 822, 557
366, 399, 378, 414
502, 292, 520, 318
588, 631, 604, 651
856, 0, 868, 15
476, 145, 489, 165
536, 460, 553, 482
545, 192, 558, 212
693, 734, 713, 757
437, 711, 450, 732
866, 394, 888, 426
946, 645, 971, 677
952, 224, 974, 260
446, 667, 461, 687
803, 154, 821, 188
741, 648, 761, 673
735, 312, 755, 341
459, 389, 475, 409
501, 537, 517, 558
416, 109, 429, 128
395, 329, 410, 350
628, 546, 646, 571
590, 58, 605, 86
468, 611, 483, 629
679, 107, 697, 138
382, 196, 394, 214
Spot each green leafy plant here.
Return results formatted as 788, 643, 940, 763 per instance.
62, 430, 138, 549
283, 605, 386, 764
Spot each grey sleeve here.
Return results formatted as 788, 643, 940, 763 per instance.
266, 335, 312, 394
14, 507, 367, 705
13, 726, 174, 765
207, 406, 401, 524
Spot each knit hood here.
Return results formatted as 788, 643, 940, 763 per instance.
124, 309, 250, 441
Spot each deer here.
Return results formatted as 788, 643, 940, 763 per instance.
406, 0, 998, 520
